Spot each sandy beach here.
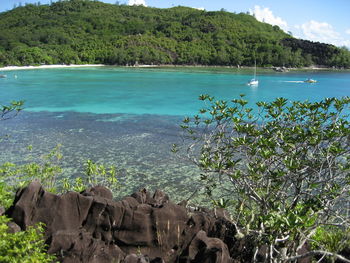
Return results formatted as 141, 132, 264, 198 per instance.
0, 64, 105, 71
0, 64, 346, 73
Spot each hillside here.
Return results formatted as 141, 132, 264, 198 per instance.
0, 0, 349, 67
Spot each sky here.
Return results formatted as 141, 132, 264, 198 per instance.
1, 0, 350, 48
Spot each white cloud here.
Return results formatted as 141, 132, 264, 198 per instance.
249, 5, 288, 32
300, 20, 350, 47
301, 20, 338, 42
249, 6, 350, 48
128, 0, 147, 6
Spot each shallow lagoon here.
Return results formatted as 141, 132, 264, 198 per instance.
1, 67, 350, 200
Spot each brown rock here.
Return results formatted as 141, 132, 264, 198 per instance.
6, 182, 236, 263
48, 229, 125, 263
6, 221, 21, 233
82, 185, 113, 200
7, 181, 93, 234
124, 254, 149, 263
188, 230, 232, 263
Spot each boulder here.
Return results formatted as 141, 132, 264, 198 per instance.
82, 185, 114, 200
6, 221, 21, 233
188, 230, 232, 263
6, 182, 237, 263
48, 229, 125, 263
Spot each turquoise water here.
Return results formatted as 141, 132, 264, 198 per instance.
1, 67, 350, 116
0, 67, 350, 200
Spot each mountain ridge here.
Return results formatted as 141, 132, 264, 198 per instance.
0, 0, 349, 68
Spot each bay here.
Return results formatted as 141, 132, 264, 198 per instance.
2, 67, 350, 115
1, 67, 350, 200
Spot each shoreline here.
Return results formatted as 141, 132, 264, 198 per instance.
0, 64, 105, 71
0, 64, 348, 72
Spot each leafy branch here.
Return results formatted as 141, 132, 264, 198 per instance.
177, 94, 350, 262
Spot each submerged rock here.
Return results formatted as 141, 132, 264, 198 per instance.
6, 182, 236, 263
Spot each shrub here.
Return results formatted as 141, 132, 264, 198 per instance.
176, 95, 350, 262
0, 100, 119, 262
0, 216, 56, 263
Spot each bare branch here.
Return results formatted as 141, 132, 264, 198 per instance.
285, 250, 350, 263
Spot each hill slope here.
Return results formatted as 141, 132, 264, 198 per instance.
0, 0, 349, 67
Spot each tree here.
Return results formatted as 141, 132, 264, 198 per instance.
176, 95, 350, 262
1, 1, 349, 67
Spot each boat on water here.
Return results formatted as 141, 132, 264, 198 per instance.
0, 74, 7, 78
304, 78, 317, 83
248, 78, 259, 86
247, 60, 258, 86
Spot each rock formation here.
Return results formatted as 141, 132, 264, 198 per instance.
6, 182, 237, 263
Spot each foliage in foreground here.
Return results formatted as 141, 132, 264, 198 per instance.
0, 100, 121, 262
0, 101, 53, 262
0, 145, 121, 199
0, 147, 121, 263
0, 216, 56, 263
176, 95, 350, 262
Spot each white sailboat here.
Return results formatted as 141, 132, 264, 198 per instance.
304, 78, 317, 83
247, 60, 258, 86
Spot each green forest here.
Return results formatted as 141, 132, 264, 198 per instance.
0, 0, 350, 67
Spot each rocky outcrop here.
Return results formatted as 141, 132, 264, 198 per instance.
6, 182, 236, 263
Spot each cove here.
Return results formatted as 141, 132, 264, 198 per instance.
1, 67, 350, 200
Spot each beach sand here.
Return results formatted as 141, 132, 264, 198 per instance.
0, 64, 346, 72
0, 64, 105, 71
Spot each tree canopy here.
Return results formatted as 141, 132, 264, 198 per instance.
176, 95, 350, 262
0, 0, 349, 68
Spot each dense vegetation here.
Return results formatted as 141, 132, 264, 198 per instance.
0, 0, 349, 67
176, 95, 350, 262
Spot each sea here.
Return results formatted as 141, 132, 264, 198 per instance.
0, 66, 349, 201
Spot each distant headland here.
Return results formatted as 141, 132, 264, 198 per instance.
0, 0, 349, 69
